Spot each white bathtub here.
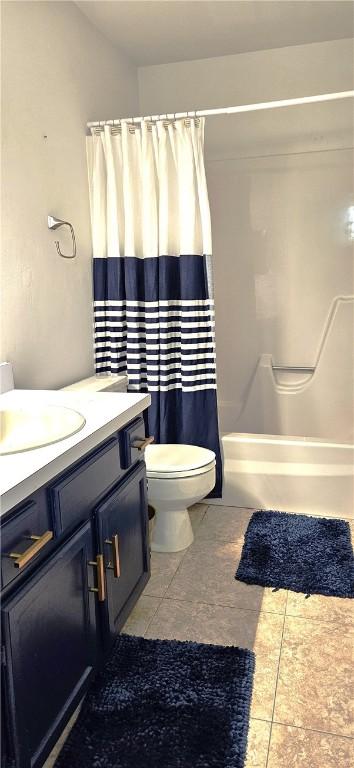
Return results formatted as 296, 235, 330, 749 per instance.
213, 433, 354, 519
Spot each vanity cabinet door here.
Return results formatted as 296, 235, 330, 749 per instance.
2, 522, 97, 768
95, 461, 150, 648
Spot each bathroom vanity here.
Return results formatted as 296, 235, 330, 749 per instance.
0, 389, 151, 768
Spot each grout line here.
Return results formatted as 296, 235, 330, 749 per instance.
250, 717, 273, 724
142, 596, 164, 638
160, 594, 288, 618
271, 720, 354, 741
193, 535, 251, 543
155, 506, 209, 595
265, 590, 289, 768
164, 548, 191, 592
284, 609, 354, 628
283, 612, 354, 631
145, 591, 353, 628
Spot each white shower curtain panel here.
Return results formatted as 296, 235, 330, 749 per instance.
87, 119, 212, 260
86, 117, 222, 496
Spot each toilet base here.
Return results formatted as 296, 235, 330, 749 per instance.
151, 506, 194, 552
148, 464, 216, 553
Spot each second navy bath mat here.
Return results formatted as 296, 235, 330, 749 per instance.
54, 634, 255, 768
236, 510, 354, 598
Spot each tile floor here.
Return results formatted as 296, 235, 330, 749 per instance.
46, 504, 354, 768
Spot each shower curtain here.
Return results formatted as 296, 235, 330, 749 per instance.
86, 117, 222, 496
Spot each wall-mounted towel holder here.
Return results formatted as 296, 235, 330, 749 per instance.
48, 215, 76, 259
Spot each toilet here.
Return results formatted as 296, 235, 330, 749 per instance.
62, 376, 216, 553
145, 443, 216, 552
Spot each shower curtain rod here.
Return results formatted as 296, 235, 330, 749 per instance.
87, 90, 354, 128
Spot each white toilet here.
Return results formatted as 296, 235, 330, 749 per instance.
145, 443, 216, 552
62, 376, 216, 553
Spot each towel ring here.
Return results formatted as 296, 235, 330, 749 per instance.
48, 215, 76, 259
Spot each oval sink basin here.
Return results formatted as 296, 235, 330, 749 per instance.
0, 405, 86, 455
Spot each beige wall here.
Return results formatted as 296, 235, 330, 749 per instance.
138, 40, 354, 434
1, 1, 138, 389
138, 39, 354, 161
138, 39, 353, 118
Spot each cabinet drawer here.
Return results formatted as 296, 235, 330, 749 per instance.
119, 417, 148, 469
1, 490, 55, 590
49, 437, 121, 534
2, 522, 96, 768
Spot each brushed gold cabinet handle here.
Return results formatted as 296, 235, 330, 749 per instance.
131, 435, 154, 451
105, 534, 120, 578
9, 530, 53, 569
89, 554, 106, 602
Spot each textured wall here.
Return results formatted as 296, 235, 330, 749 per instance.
1, 1, 139, 388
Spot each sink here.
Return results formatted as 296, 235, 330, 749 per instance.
0, 405, 86, 455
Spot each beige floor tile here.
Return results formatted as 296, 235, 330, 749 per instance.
145, 598, 284, 720
43, 755, 56, 768
267, 723, 354, 768
245, 719, 271, 768
144, 504, 206, 598
46, 757, 61, 768
197, 505, 254, 543
189, 502, 208, 532
122, 595, 162, 636
43, 707, 81, 767
286, 591, 354, 626
166, 538, 287, 614
274, 616, 354, 736
144, 549, 186, 597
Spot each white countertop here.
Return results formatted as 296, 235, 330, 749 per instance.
0, 389, 150, 516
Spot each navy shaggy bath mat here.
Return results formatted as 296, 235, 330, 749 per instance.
54, 634, 255, 768
236, 510, 354, 598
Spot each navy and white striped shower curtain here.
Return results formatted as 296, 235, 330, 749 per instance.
86, 118, 222, 496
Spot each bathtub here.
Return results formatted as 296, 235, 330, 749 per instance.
212, 433, 354, 519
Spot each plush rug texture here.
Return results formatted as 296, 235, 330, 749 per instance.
236, 510, 354, 598
54, 634, 255, 768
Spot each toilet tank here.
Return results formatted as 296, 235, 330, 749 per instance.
61, 374, 128, 394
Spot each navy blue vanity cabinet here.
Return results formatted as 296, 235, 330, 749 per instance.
1, 413, 150, 768
119, 416, 146, 469
1, 488, 56, 591
95, 461, 150, 648
2, 521, 97, 768
49, 436, 122, 536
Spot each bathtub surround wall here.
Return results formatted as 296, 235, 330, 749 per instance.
207, 150, 354, 439
138, 39, 354, 440
1, 1, 139, 389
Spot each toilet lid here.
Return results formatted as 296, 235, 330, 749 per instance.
145, 443, 216, 478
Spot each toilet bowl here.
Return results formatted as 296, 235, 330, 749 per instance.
145, 444, 216, 552
60, 377, 216, 552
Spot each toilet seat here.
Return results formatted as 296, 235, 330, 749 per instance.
145, 443, 216, 479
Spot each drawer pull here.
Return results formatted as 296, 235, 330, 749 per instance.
89, 554, 106, 602
9, 530, 53, 569
105, 534, 120, 578
131, 436, 154, 452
